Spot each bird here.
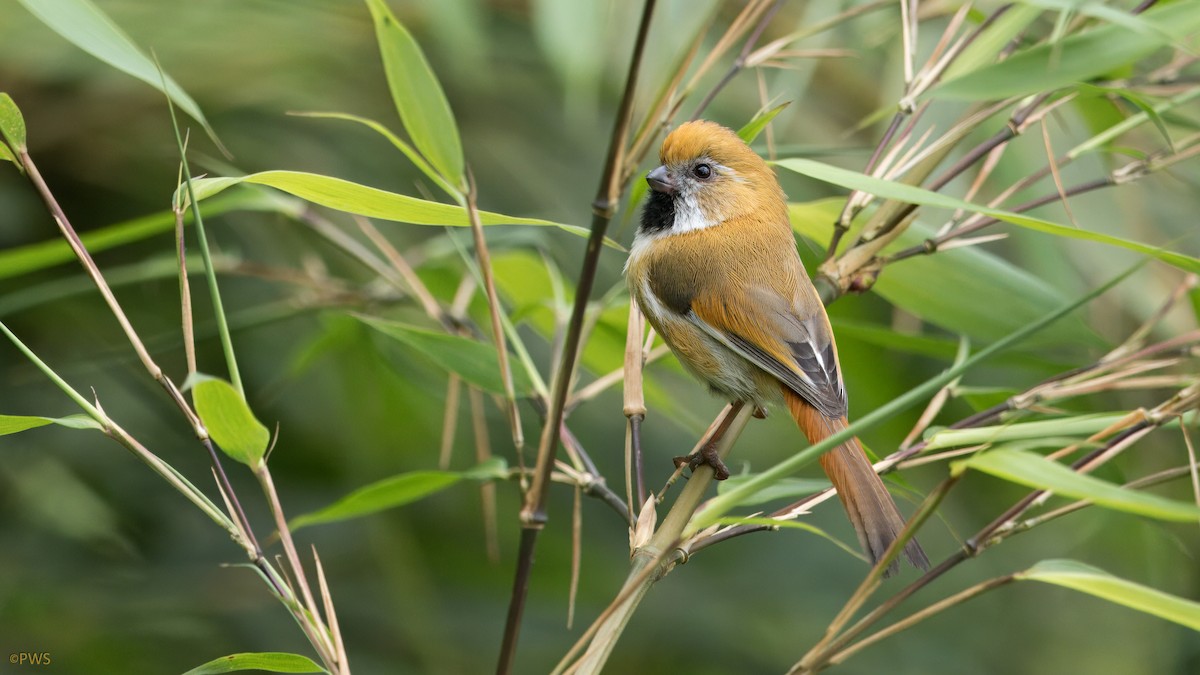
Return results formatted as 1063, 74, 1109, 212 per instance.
625, 120, 929, 575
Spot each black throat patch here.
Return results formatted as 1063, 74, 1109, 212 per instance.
639, 190, 675, 234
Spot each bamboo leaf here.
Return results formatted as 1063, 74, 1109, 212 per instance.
289, 111, 457, 199
1074, 83, 1174, 152
0, 413, 51, 432
290, 458, 507, 530
789, 199, 1092, 346
953, 449, 1200, 521
365, 0, 464, 187
942, 5, 1042, 82
193, 378, 270, 468
0, 138, 17, 169
1018, 559, 1200, 631
0, 190, 282, 282
181, 171, 606, 244
358, 316, 534, 395
181, 652, 327, 674
14, 0, 219, 148
0, 414, 103, 435
923, 413, 1130, 450
0, 415, 52, 435
717, 475, 831, 507
778, 159, 1200, 274
831, 318, 959, 360
711, 516, 865, 561
1022, 0, 1179, 43
934, 2, 1200, 101
0, 93, 28, 154
738, 101, 791, 144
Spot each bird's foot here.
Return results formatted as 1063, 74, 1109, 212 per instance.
673, 444, 730, 481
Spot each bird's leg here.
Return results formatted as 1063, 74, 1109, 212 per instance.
673, 400, 745, 480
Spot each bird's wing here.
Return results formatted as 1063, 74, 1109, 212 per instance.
687, 284, 847, 418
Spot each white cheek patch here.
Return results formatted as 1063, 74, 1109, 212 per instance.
670, 192, 717, 234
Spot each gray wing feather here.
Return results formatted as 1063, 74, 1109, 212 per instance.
685, 287, 847, 419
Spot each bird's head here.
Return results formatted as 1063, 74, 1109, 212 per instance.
640, 120, 785, 237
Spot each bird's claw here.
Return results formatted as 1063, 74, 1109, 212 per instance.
673, 444, 731, 480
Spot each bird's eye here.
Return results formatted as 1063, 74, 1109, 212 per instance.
692, 163, 712, 179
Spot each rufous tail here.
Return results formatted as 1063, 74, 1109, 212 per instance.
784, 388, 930, 576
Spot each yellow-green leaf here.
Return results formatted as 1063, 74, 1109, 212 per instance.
0, 93, 27, 153
0, 414, 101, 434
717, 475, 831, 507
358, 316, 533, 395
181, 652, 327, 675
15, 0, 219, 148
738, 101, 791, 144
953, 449, 1200, 522
789, 198, 1092, 347
0, 415, 52, 435
1018, 559, 1200, 632
0, 190, 282, 282
365, 0, 464, 186
934, 2, 1200, 101
0, 139, 17, 169
777, 158, 1200, 274
923, 413, 1128, 450
290, 458, 507, 531
290, 111, 458, 199
182, 171, 602, 243
193, 378, 269, 468
712, 516, 865, 561
942, 5, 1042, 82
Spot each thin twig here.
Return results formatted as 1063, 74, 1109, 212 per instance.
690, 0, 784, 120
498, 3, 659, 673
465, 168, 526, 468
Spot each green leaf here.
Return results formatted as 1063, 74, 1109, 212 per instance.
953, 449, 1200, 522
0, 190, 282, 282
290, 459, 506, 531
358, 316, 533, 395
193, 378, 270, 468
942, 5, 1042, 82
365, 0, 464, 187
789, 199, 1091, 346
182, 171, 604, 244
0, 138, 17, 169
737, 101, 791, 144
934, 2, 1200, 101
1018, 559, 1200, 632
831, 318, 959, 360
0, 415, 52, 435
290, 111, 458, 199
778, 158, 1200, 275
15, 0, 219, 148
1074, 83, 1173, 152
923, 413, 1127, 450
1022, 0, 1179, 43
717, 475, 831, 507
0, 93, 28, 153
0, 414, 101, 435
181, 652, 328, 675
712, 516, 865, 561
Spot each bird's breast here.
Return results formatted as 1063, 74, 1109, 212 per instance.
627, 229, 781, 405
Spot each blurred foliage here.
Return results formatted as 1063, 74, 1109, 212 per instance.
1, 1, 1199, 674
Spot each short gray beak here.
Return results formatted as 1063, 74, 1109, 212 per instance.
646, 165, 675, 195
